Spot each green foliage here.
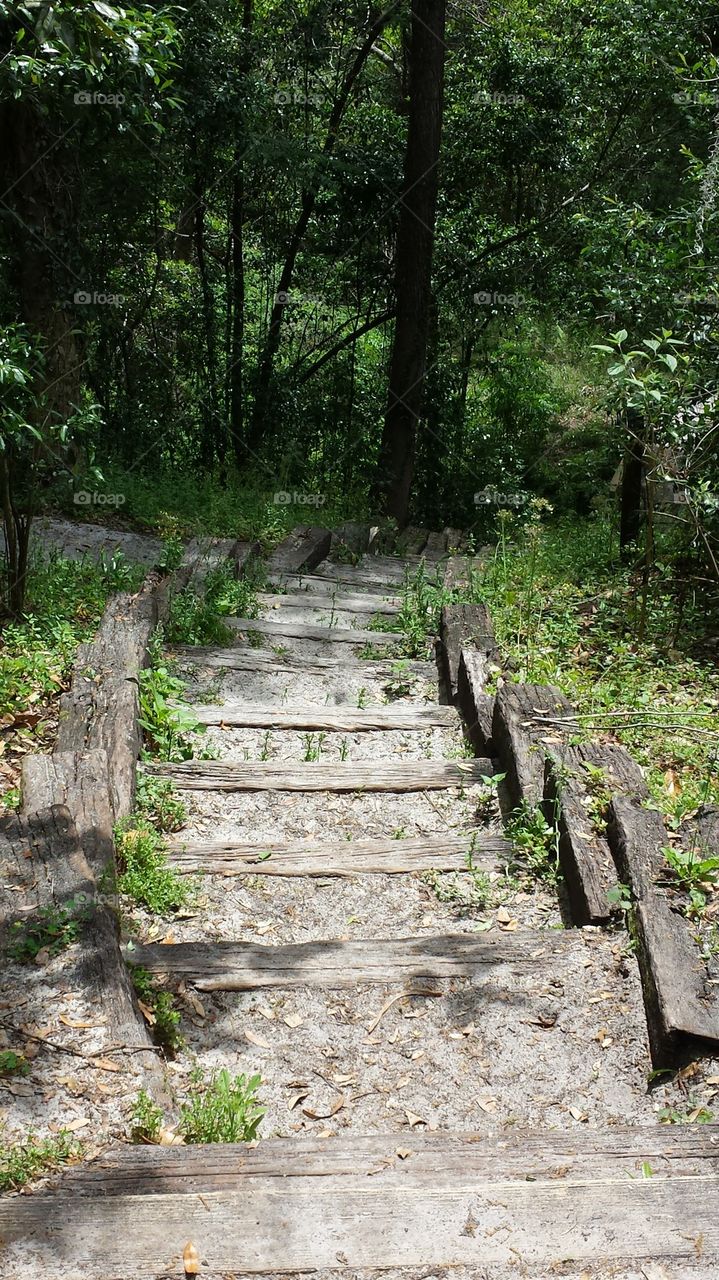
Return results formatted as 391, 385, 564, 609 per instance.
138, 665, 206, 761
0, 1051, 28, 1077
662, 844, 719, 919
7, 896, 91, 963
134, 773, 187, 834
129, 1089, 164, 1144
115, 818, 190, 915
0, 552, 142, 720
461, 515, 719, 822
165, 561, 262, 648
505, 804, 560, 883
0, 1130, 81, 1193
423, 844, 494, 914
179, 1068, 265, 1144
129, 967, 184, 1054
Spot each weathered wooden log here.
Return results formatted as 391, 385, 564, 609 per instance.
167, 830, 507, 877
170, 645, 435, 676
129, 927, 575, 990
225, 615, 399, 646
330, 521, 372, 555
0, 807, 161, 1075
266, 525, 332, 574
4, 1126, 719, 1278
423, 530, 447, 558
257, 589, 401, 614
182, 702, 459, 730
147, 757, 495, 793
544, 743, 647, 925
492, 682, 574, 810
456, 647, 495, 754
396, 525, 428, 554
442, 526, 463, 552
440, 603, 497, 702
608, 795, 719, 1064
56, 574, 161, 819
21, 748, 114, 878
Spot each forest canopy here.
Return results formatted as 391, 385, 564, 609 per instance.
1, 0, 718, 609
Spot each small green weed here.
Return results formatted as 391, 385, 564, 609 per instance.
658, 1101, 714, 1125
0, 1130, 81, 1192
382, 659, 416, 701
8, 895, 91, 963
301, 732, 326, 762
129, 1089, 164, 1143
115, 818, 191, 915
662, 844, 719, 918
139, 665, 209, 761
505, 804, 561, 883
130, 966, 184, 1054
0, 1050, 28, 1077
179, 1068, 265, 1143
134, 773, 187, 833
581, 763, 613, 835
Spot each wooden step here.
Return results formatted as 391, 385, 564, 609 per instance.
266, 525, 331, 573
182, 702, 459, 730
146, 757, 495, 792
4, 1127, 719, 1278
128, 927, 572, 990
167, 830, 507, 876
266, 571, 402, 596
225, 615, 399, 646
257, 589, 401, 614
168, 646, 436, 677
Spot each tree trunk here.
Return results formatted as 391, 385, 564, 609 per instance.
375, 0, 446, 526
620, 407, 645, 559
246, 4, 397, 455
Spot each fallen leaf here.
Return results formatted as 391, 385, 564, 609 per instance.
288, 1090, 310, 1112
396, 1148, 412, 1160
664, 768, 682, 797
303, 1094, 345, 1120
245, 1030, 271, 1049
183, 1241, 200, 1276
58, 1015, 105, 1030
64, 1117, 90, 1132
283, 1012, 303, 1028
404, 1110, 426, 1128
93, 1057, 122, 1073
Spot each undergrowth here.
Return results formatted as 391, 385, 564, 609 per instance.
129, 966, 184, 1054
115, 818, 191, 914
0, 1129, 82, 1192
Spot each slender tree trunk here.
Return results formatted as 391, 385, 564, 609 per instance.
195, 179, 222, 465
375, 0, 446, 525
247, 4, 398, 454
620, 406, 645, 559
227, 0, 253, 468
228, 157, 246, 466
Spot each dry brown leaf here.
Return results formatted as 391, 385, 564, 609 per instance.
303, 1094, 345, 1120
93, 1057, 122, 1073
137, 1000, 156, 1025
158, 1128, 185, 1146
183, 1241, 201, 1276
245, 1030, 271, 1049
58, 1015, 105, 1030
64, 1117, 90, 1132
664, 768, 682, 797
404, 1110, 426, 1128
288, 1091, 310, 1112
283, 1012, 303, 1028
396, 1148, 412, 1160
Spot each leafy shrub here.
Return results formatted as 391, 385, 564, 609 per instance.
130, 966, 184, 1054
179, 1068, 265, 1144
115, 819, 190, 914
0, 1130, 81, 1192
